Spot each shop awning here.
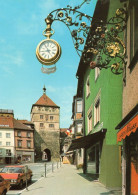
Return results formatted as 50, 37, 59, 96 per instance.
67, 129, 106, 151
116, 104, 138, 142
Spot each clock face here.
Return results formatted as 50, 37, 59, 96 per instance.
36, 39, 61, 65
39, 40, 58, 60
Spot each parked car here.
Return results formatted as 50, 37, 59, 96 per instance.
0, 165, 33, 189
0, 175, 10, 195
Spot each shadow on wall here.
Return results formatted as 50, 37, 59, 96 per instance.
34, 130, 45, 161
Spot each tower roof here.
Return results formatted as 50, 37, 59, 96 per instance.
33, 93, 59, 108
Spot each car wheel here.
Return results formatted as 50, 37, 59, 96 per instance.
2, 190, 6, 195
18, 180, 23, 189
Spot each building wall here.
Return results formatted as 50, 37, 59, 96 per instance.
0, 128, 15, 164
15, 129, 34, 163
31, 105, 60, 161
121, 1, 138, 194
82, 0, 123, 187
15, 130, 34, 149
122, 2, 138, 118
31, 106, 60, 131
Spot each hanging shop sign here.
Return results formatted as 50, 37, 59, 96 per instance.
117, 114, 138, 142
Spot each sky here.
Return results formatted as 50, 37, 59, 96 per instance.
0, 0, 97, 128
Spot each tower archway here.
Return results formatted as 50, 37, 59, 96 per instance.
43, 148, 51, 162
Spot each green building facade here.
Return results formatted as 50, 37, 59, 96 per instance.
76, 0, 125, 188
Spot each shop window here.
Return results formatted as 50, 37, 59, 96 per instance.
6, 149, 11, 156
0, 132, 2, 138
95, 67, 100, 81
87, 144, 100, 174
27, 141, 31, 148
17, 131, 21, 137
6, 142, 10, 146
6, 133, 11, 138
86, 76, 90, 97
18, 140, 22, 148
94, 98, 100, 126
49, 124, 54, 128
76, 100, 82, 113
88, 111, 92, 133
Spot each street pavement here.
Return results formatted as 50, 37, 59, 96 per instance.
20, 164, 122, 195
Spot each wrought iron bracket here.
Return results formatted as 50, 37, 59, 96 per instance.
43, 0, 127, 74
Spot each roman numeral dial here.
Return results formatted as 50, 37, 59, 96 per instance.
36, 38, 61, 66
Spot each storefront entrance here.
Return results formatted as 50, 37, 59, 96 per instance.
87, 144, 100, 175
130, 131, 138, 194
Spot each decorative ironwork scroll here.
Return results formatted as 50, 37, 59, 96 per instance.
44, 0, 127, 74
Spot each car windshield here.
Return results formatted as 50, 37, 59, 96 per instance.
1, 167, 22, 173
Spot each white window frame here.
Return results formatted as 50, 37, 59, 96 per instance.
0, 132, 2, 138
0, 141, 2, 146
17, 131, 21, 137
6, 142, 11, 146
27, 132, 31, 138
49, 124, 54, 128
95, 67, 100, 81
50, 116, 54, 120
87, 104, 93, 133
18, 140, 22, 148
27, 140, 31, 148
86, 76, 90, 97
88, 111, 92, 133
6, 133, 11, 138
77, 123, 82, 133
94, 98, 100, 126
40, 115, 43, 119
40, 123, 44, 128
76, 100, 82, 113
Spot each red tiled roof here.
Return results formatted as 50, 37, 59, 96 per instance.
13, 119, 33, 131
18, 120, 34, 125
0, 116, 14, 129
0, 116, 33, 130
33, 93, 59, 108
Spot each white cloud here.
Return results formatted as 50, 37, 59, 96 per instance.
0, 52, 24, 67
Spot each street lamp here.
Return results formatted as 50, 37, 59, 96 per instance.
36, 0, 127, 74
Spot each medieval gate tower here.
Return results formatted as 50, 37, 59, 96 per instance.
31, 86, 60, 161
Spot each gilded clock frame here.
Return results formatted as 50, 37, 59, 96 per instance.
36, 38, 61, 66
